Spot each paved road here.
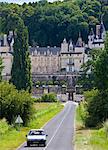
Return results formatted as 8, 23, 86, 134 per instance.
17, 101, 77, 150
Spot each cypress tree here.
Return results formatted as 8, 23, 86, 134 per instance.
11, 19, 32, 92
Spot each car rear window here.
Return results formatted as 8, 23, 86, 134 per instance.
29, 131, 45, 135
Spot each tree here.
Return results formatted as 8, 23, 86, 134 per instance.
94, 32, 108, 90
78, 48, 101, 91
0, 82, 34, 125
11, 18, 32, 92
84, 33, 108, 127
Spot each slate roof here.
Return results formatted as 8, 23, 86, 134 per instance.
29, 46, 61, 55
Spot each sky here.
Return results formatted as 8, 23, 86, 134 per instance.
0, 0, 54, 4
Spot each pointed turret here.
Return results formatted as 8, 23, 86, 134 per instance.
89, 28, 95, 40
61, 38, 68, 53
76, 32, 83, 47
69, 40, 73, 51
100, 16, 106, 40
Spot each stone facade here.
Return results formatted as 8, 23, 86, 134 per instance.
0, 22, 106, 77
30, 47, 60, 74
0, 31, 14, 78
60, 38, 85, 73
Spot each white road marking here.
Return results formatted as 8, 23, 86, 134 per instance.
16, 142, 26, 150
43, 102, 71, 150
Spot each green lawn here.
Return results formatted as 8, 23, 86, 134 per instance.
0, 102, 63, 150
75, 106, 108, 150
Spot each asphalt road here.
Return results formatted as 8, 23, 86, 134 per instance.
17, 101, 77, 150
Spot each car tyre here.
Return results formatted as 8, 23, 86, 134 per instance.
27, 142, 30, 147
43, 142, 46, 147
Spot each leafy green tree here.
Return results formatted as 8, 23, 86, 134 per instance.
94, 33, 108, 90
1, 0, 108, 46
78, 48, 101, 91
0, 82, 34, 125
11, 18, 32, 92
83, 33, 108, 127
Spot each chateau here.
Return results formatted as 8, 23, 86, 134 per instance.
30, 20, 106, 75
0, 21, 106, 78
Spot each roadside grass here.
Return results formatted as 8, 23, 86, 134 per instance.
0, 102, 63, 150
75, 105, 108, 150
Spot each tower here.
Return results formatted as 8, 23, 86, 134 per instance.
88, 28, 95, 49
76, 32, 83, 47
61, 38, 68, 53
69, 40, 74, 52
100, 18, 106, 40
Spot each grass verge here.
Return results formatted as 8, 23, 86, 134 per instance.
0, 102, 63, 150
75, 105, 108, 150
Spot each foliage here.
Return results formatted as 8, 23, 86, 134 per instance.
84, 89, 108, 127
10, 18, 32, 92
78, 48, 102, 91
0, 118, 10, 135
79, 33, 108, 127
35, 80, 41, 86
0, 103, 63, 150
94, 33, 108, 90
35, 93, 58, 102
0, 82, 34, 125
0, 0, 106, 46
47, 80, 53, 85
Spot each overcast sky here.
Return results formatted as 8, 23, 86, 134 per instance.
0, 0, 55, 4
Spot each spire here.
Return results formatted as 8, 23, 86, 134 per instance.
88, 28, 95, 42
76, 32, 83, 47
61, 38, 68, 52
100, 15, 106, 39
63, 38, 67, 43
69, 40, 73, 51
90, 28, 95, 36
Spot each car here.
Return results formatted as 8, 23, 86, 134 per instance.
26, 129, 48, 147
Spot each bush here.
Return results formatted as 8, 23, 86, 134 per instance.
84, 89, 108, 127
0, 82, 34, 125
41, 93, 58, 102
0, 118, 10, 135
38, 93, 58, 102
47, 81, 53, 85
78, 102, 87, 125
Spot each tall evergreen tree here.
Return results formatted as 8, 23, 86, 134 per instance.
11, 18, 32, 92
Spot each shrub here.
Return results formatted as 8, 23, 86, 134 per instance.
47, 81, 53, 85
84, 89, 108, 127
0, 118, 10, 135
78, 102, 87, 125
36, 81, 41, 86
0, 82, 34, 125
41, 93, 58, 102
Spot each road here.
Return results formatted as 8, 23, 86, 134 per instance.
17, 101, 77, 150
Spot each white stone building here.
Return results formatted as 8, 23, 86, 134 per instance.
0, 21, 106, 77
60, 37, 85, 73
30, 46, 60, 74
0, 31, 14, 78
